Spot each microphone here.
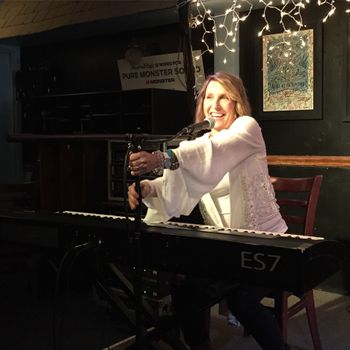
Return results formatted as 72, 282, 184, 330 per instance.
180, 117, 216, 135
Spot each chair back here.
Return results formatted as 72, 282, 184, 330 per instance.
270, 175, 323, 235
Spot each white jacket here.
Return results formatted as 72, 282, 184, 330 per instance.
143, 116, 287, 233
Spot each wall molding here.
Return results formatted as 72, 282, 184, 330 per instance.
267, 155, 350, 167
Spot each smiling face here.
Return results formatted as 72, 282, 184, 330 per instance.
203, 80, 237, 134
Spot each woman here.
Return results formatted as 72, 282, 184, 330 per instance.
128, 72, 289, 350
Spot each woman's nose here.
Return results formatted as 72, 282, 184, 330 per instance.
213, 98, 221, 109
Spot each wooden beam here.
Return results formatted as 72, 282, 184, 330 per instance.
267, 155, 350, 168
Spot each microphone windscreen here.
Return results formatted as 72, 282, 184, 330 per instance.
205, 117, 216, 129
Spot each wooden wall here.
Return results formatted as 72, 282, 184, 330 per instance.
240, 4, 349, 156
239, 3, 350, 294
9, 4, 350, 293
16, 22, 213, 212
20, 24, 184, 93
18, 21, 213, 95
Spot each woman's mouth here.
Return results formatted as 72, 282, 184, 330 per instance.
210, 112, 224, 119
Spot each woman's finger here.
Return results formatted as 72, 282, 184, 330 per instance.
128, 183, 139, 209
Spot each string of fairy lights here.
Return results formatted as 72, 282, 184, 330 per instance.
177, 0, 350, 64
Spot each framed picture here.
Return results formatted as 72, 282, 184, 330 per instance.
255, 26, 322, 121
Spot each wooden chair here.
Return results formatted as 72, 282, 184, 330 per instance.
268, 175, 323, 350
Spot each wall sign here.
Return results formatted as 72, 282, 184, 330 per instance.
117, 50, 205, 92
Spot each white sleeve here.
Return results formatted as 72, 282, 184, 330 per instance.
143, 116, 265, 222
143, 171, 199, 223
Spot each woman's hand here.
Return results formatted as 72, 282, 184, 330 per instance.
128, 181, 152, 210
129, 151, 159, 176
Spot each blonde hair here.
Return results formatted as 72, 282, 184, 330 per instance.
195, 71, 251, 122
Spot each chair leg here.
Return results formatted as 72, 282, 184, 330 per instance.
275, 293, 289, 342
243, 327, 250, 337
304, 291, 322, 350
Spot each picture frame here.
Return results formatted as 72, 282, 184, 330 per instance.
255, 25, 323, 121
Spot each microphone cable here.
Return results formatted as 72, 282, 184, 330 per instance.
52, 241, 96, 350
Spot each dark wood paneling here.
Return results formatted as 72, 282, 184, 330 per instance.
19, 23, 213, 95
37, 140, 107, 211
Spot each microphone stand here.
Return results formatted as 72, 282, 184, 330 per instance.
126, 134, 145, 350
124, 128, 204, 349
134, 175, 143, 350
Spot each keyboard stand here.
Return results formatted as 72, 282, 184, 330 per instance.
93, 256, 188, 350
